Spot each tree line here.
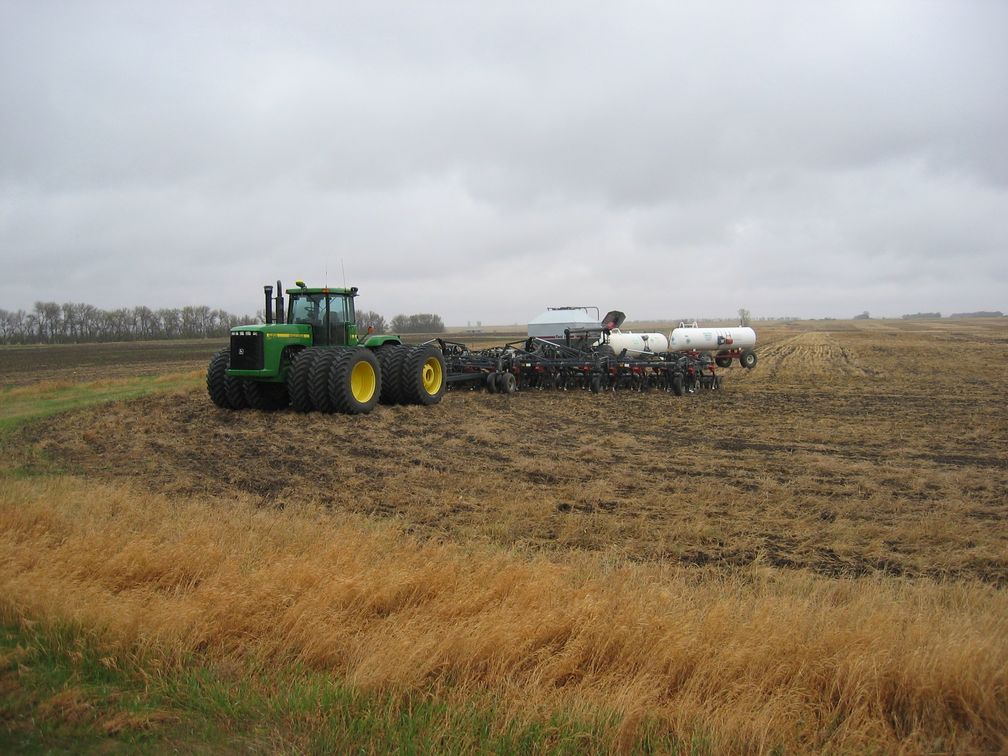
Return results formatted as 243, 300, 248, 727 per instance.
356, 311, 445, 334
0, 302, 447, 345
0, 302, 256, 345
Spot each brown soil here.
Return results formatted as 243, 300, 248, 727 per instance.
15, 318, 1008, 585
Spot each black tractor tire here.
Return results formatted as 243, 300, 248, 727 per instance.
225, 376, 250, 409
671, 373, 685, 396
401, 345, 446, 406
328, 348, 382, 415
308, 349, 340, 413
244, 380, 289, 411
715, 353, 733, 368
739, 350, 758, 369
375, 344, 409, 405
589, 374, 603, 394
288, 347, 321, 413
499, 372, 517, 394
206, 348, 233, 408
485, 372, 498, 393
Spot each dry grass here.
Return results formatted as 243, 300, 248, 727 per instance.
1, 475, 1006, 753
2, 317, 1007, 751
16, 320, 1007, 584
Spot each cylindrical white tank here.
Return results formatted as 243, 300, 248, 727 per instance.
668, 326, 756, 353
604, 330, 670, 357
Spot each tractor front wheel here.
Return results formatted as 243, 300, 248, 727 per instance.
207, 348, 232, 408
309, 349, 341, 413
244, 380, 289, 411
288, 348, 321, 412
328, 348, 382, 415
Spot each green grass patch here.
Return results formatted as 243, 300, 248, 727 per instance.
0, 373, 202, 434
0, 620, 687, 753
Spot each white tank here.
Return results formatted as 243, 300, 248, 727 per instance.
604, 329, 670, 357
668, 326, 756, 353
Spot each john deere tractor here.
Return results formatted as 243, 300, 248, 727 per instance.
206, 280, 446, 414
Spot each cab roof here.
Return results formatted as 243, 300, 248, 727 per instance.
285, 286, 358, 297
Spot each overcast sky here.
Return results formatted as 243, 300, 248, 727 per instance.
1, 1, 1005, 324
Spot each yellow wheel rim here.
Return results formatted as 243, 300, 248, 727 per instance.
421, 357, 443, 395
350, 360, 377, 403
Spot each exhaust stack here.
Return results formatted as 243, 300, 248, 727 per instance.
263, 285, 273, 324
275, 280, 284, 324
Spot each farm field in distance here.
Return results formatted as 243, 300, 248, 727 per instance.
1, 317, 1006, 752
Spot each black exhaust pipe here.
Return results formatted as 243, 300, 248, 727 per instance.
264, 285, 273, 325
275, 280, 284, 325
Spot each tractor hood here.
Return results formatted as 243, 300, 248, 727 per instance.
231, 323, 312, 342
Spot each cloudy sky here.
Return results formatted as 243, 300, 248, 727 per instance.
1, 1, 1005, 324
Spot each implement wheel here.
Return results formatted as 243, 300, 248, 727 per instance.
375, 344, 409, 405
499, 372, 517, 394
402, 345, 446, 406
287, 348, 320, 412
739, 350, 758, 369
328, 348, 382, 415
671, 373, 685, 396
485, 372, 498, 393
206, 348, 233, 408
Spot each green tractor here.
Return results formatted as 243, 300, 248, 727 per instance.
206, 280, 446, 414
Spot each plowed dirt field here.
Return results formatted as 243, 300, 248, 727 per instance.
12, 318, 1008, 584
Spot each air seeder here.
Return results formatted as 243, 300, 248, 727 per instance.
206, 280, 446, 415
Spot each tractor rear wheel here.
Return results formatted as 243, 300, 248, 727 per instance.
288, 348, 320, 412
244, 380, 289, 410
375, 344, 408, 405
309, 349, 340, 413
328, 348, 382, 415
401, 345, 446, 405
207, 348, 232, 408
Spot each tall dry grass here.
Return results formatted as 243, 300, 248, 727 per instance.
2, 475, 1005, 752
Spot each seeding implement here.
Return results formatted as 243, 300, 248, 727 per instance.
438, 312, 757, 396
206, 280, 446, 414
207, 284, 756, 412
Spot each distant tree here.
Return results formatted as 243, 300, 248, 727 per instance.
356, 310, 387, 333
950, 311, 1003, 319
853, 311, 870, 320
737, 308, 751, 326
0, 300, 256, 344
901, 312, 942, 320
390, 313, 445, 333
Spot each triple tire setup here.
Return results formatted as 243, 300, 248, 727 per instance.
207, 343, 446, 415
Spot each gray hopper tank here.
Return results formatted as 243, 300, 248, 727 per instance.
527, 306, 601, 341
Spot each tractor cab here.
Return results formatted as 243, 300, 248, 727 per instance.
286, 282, 359, 346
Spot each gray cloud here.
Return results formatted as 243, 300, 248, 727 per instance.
1, 0, 1005, 324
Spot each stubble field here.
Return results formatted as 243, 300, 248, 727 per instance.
2, 318, 1007, 752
